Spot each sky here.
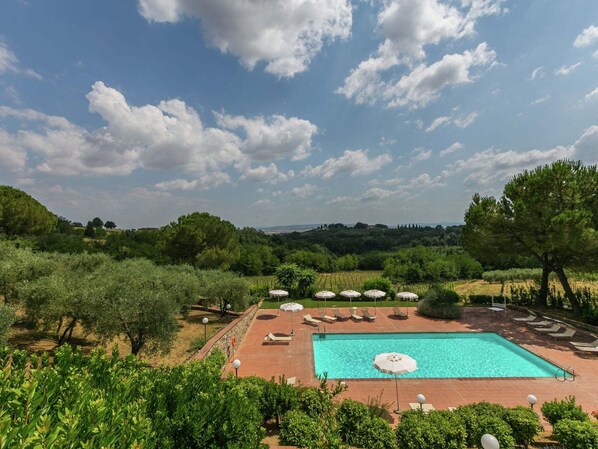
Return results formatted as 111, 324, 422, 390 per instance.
0, 0, 597, 229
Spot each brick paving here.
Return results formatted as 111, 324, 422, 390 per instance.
227, 306, 598, 418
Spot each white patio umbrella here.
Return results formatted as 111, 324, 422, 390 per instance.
397, 292, 419, 301
315, 290, 335, 313
280, 302, 304, 335
340, 290, 361, 308
364, 289, 386, 316
270, 289, 289, 315
373, 353, 417, 413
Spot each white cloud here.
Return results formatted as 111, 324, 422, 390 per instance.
0, 40, 42, 79
585, 86, 598, 101
290, 183, 318, 199
531, 95, 550, 105
527, 66, 544, 81
0, 127, 27, 171
239, 163, 294, 184
573, 25, 598, 48
154, 173, 231, 191
554, 62, 583, 76
439, 141, 464, 157
425, 116, 450, 132
215, 113, 317, 162
301, 149, 391, 179
411, 147, 432, 161
337, 0, 504, 108
572, 125, 598, 163
426, 111, 478, 132
254, 198, 274, 208
594, 49, 598, 59
137, 0, 352, 78
454, 111, 479, 128
0, 82, 319, 191
384, 43, 497, 108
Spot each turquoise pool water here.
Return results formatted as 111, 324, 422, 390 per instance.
312, 332, 560, 379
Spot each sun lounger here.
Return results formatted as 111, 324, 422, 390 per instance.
351, 309, 363, 322
513, 312, 537, 322
332, 308, 350, 320
526, 320, 553, 327
575, 346, 598, 354
361, 308, 377, 321
488, 297, 506, 312
535, 324, 562, 333
549, 328, 576, 339
318, 311, 338, 322
303, 314, 322, 326
571, 338, 598, 348
409, 403, 435, 412
392, 307, 408, 319
264, 333, 292, 344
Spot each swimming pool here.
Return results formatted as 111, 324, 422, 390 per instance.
312, 332, 561, 379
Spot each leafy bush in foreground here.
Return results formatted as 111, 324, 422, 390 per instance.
541, 396, 589, 426
504, 406, 542, 447
553, 419, 598, 449
336, 400, 396, 449
454, 402, 507, 448
279, 410, 322, 448
396, 410, 467, 449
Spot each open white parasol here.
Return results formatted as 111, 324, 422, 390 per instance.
373, 352, 417, 413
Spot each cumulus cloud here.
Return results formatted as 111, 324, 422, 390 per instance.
290, 183, 318, 199
301, 149, 391, 179
444, 126, 598, 186
439, 141, 464, 157
554, 62, 583, 76
0, 82, 319, 189
585, 86, 598, 101
426, 111, 479, 132
215, 113, 317, 162
137, 0, 352, 77
239, 163, 294, 184
411, 147, 432, 161
0, 40, 42, 79
573, 25, 598, 48
527, 66, 544, 81
337, 0, 503, 107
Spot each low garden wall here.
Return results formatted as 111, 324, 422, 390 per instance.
189, 300, 262, 363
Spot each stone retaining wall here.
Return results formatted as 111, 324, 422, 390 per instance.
189, 300, 261, 363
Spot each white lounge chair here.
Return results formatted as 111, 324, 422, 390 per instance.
535, 324, 562, 333
571, 337, 598, 348
488, 297, 506, 312
303, 314, 322, 326
526, 320, 553, 327
392, 307, 408, 319
575, 346, 598, 354
264, 333, 292, 344
332, 308, 350, 320
351, 309, 363, 322
409, 403, 435, 412
361, 308, 377, 321
513, 312, 537, 322
318, 311, 338, 322
549, 328, 576, 339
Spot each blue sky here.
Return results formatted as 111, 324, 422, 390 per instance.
0, 0, 597, 228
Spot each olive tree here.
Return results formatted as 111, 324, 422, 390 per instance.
197, 270, 250, 316
463, 160, 598, 312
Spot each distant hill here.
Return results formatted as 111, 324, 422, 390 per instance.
258, 222, 463, 234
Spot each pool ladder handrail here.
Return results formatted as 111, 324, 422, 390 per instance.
555, 366, 575, 382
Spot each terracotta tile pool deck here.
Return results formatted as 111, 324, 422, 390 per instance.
227, 307, 598, 415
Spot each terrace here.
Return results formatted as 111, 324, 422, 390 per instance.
224, 306, 598, 417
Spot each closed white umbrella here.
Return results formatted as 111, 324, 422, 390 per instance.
340, 290, 361, 308
373, 353, 417, 413
315, 290, 335, 313
280, 302, 304, 335
364, 289, 386, 316
270, 289, 289, 315
397, 292, 419, 301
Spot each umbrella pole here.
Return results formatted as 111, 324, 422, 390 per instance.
394, 374, 400, 413
291, 310, 294, 335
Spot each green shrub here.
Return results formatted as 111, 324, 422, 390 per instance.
362, 277, 396, 299
426, 284, 460, 305
416, 299, 463, 319
473, 416, 516, 449
279, 410, 322, 448
296, 386, 333, 418
396, 410, 467, 449
541, 396, 589, 426
337, 400, 396, 449
454, 402, 507, 447
0, 304, 16, 345
553, 418, 598, 449
467, 294, 494, 304
260, 377, 298, 425
504, 406, 542, 446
